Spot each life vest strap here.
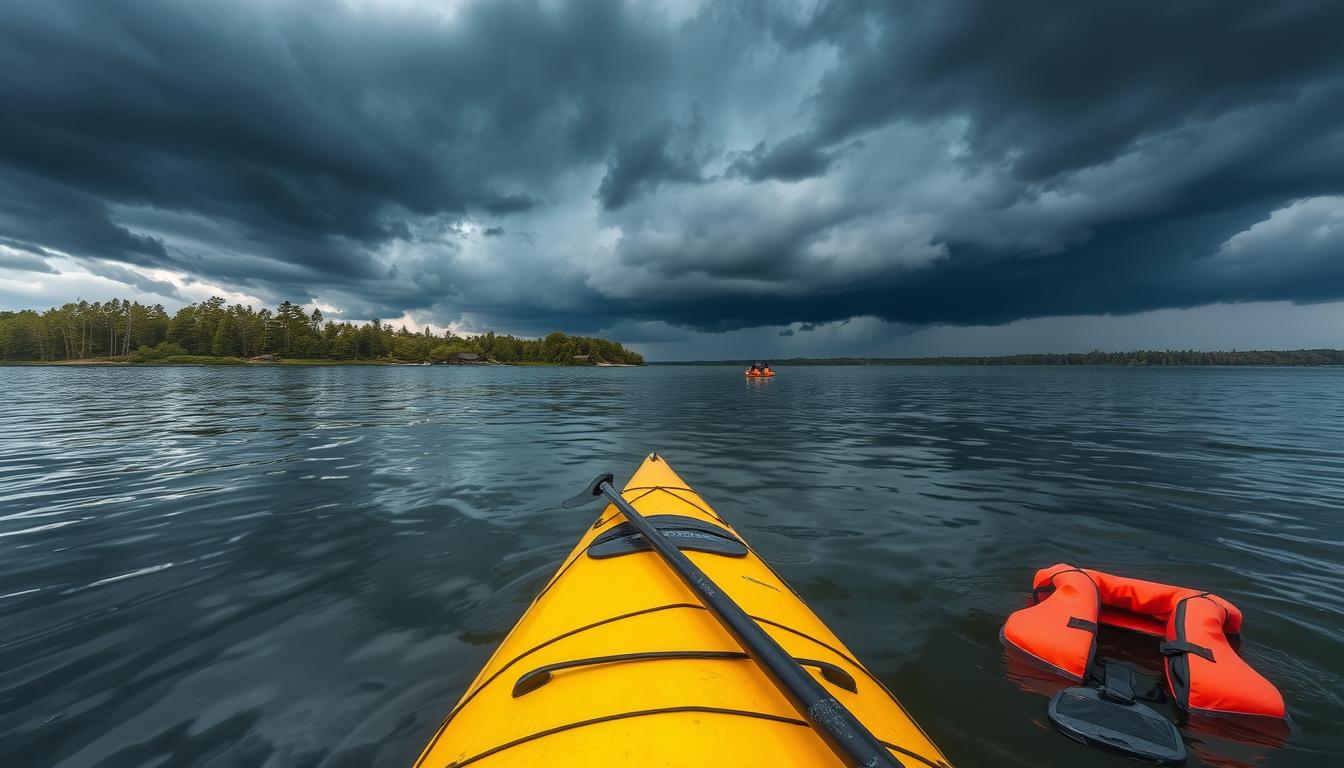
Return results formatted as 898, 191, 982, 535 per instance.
1159, 639, 1215, 663
1066, 617, 1098, 633
1085, 659, 1166, 703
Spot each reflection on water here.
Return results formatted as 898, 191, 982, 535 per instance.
2, 365, 1342, 767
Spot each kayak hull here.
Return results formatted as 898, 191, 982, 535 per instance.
414, 455, 950, 768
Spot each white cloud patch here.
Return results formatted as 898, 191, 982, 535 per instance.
0, 245, 57, 274
0, 255, 262, 312
1214, 196, 1344, 271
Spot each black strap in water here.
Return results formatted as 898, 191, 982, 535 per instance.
1086, 659, 1166, 703
1100, 661, 1136, 704
1160, 640, 1216, 663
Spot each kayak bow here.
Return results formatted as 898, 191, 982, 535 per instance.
413, 454, 951, 768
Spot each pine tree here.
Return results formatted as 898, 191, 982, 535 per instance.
211, 314, 236, 357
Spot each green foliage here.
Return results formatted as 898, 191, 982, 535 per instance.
211, 314, 237, 357
474, 330, 643, 365
1, 300, 170, 360
0, 298, 645, 365
128, 342, 189, 362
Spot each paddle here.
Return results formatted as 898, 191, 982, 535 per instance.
564, 473, 905, 768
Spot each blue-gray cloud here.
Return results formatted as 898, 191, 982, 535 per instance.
597, 107, 710, 209
0, 0, 1342, 341
728, 133, 845, 182
0, 249, 55, 274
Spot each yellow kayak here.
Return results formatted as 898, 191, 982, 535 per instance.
413, 454, 951, 768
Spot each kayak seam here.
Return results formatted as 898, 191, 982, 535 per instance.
417, 604, 880, 768
412, 602, 704, 768
529, 489, 666, 605
590, 485, 729, 529
748, 613, 882, 689
437, 703, 942, 768
439, 705, 813, 768
535, 490, 668, 603
881, 741, 948, 768
658, 486, 731, 526
749, 612, 948, 764
418, 465, 951, 768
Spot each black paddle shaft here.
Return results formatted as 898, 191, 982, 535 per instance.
587, 478, 904, 768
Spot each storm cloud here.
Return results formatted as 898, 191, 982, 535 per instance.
2, 0, 1343, 343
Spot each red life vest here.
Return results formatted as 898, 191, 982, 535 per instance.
1002, 564, 1286, 720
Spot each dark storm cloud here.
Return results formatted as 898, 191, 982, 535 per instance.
479, 195, 542, 216
0, 0, 675, 311
1, 0, 1343, 340
589, 0, 1344, 332
727, 133, 845, 182
0, 172, 168, 264
800, 0, 1344, 180
597, 108, 710, 209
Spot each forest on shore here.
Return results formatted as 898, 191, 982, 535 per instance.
0, 298, 644, 365
661, 350, 1344, 366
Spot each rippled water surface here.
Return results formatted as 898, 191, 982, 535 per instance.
3, 365, 1342, 767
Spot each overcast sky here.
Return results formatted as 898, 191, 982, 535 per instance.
3, 0, 1343, 359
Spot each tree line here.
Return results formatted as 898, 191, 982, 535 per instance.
0, 298, 644, 365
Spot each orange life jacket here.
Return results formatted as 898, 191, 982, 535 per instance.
1002, 563, 1286, 720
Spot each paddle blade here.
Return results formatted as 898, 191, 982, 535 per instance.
562, 473, 614, 508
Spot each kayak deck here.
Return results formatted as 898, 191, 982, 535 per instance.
414, 454, 950, 768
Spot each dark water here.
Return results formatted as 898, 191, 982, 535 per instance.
3, 365, 1342, 767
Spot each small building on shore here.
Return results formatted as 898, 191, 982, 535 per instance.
448, 352, 485, 364
572, 354, 593, 364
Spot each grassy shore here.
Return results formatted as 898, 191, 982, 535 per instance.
2, 357, 587, 367
5, 357, 415, 366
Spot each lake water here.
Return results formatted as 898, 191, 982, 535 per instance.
2, 365, 1342, 767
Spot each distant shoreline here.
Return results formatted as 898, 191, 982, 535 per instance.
7, 349, 1343, 368
652, 349, 1344, 367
